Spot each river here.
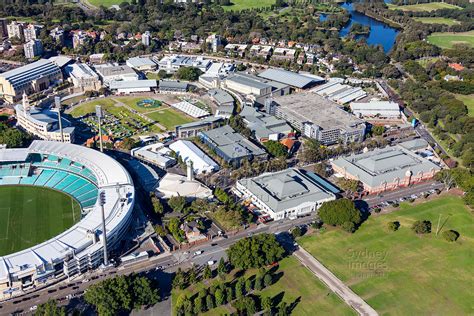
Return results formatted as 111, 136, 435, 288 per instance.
321, 2, 400, 53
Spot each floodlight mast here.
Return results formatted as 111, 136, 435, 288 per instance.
99, 190, 109, 266
55, 96, 64, 142
96, 105, 104, 152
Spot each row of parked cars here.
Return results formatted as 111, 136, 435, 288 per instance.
371, 188, 441, 211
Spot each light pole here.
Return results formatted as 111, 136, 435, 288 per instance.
96, 105, 104, 152
99, 190, 109, 266
55, 96, 64, 142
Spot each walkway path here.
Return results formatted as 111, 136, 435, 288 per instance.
293, 247, 378, 316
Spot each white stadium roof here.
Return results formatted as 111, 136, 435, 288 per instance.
0, 141, 134, 283
171, 101, 210, 118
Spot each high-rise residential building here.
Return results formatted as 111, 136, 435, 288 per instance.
7, 21, 24, 41
23, 24, 40, 42
142, 31, 151, 46
24, 39, 43, 59
50, 27, 65, 45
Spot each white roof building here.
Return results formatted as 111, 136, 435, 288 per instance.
350, 100, 401, 119
126, 57, 157, 71
169, 140, 219, 174
131, 143, 176, 168
156, 173, 212, 199
94, 64, 139, 86
65, 63, 101, 91
171, 100, 210, 118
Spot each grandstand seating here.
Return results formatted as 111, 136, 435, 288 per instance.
0, 154, 99, 209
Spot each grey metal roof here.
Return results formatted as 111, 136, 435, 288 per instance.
208, 88, 234, 105
398, 139, 429, 151
332, 146, 440, 188
159, 80, 188, 89
258, 69, 324, 89
109, 79, 157, 89
226, 74, 271, 90
176, 116, 223, 129
240, 106, 291, 140
126, 57, 157, 68
201, 125, 266, 159
0, 59, 60, 87
237, 168, 336, 213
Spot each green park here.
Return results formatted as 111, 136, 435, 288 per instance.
427, 30, 474, 49
387, 2, 462, 12
298, 196, 473, 315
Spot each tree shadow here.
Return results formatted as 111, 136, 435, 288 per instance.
271, 291, 285, 307
287, 296, 301, 314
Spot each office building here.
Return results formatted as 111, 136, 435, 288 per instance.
23, 24, 40, 42
0, 19, 8, 38
239, 105, 292, 143
269, 92, 366, 145
235, 168, 338, 220
7, 21, 24, 41
50, 27, 65, 45
94, 64, 138, 86
0, 59, 62, 103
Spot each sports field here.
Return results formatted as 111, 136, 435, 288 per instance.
413, 17, 460, 26
86, 0, 124, 8
427, 31, 474, 49
222, 0, 276, 11
0, 186, 81, 256
298, 196, 473, 315
387, 2, 462, 12
145, 108, 194, 130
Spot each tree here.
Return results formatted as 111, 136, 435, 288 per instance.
342, 221, 356, 233
151, 195, 164, 215
168, 195, 186, 213
262, 296, 273, 312
34, 299, 66, 316
225, 285, 234, 301
278, 301, 288, 316
214, 288, 225, 306
291, 226, 303, 238
172, 268, 186, 290
176, 66, 203, 81
203, 264, 212, 279
387, 221, 400, 232
232, 296, 256, 315
264, 140, 288, 157
318, 199, 361, 227
188, 266, 198, 284
205, 294, 215, 310
194, 296, 204, 314
245, 278, 253, 293
119, 137, 137, 150
372, 125, 385, 136
227, 234, 285, 269
263, 273, 273, 287
235, 277, 245, 298
217, 258, 227, 277
336, 178, 362, 195
0, 123, 30, 148
442, 230, 459, 242
411, 220, 432, 234
254, 275, 263, 291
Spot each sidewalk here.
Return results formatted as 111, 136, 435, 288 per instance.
293, 247, 378, 316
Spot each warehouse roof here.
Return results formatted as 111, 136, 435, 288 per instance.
258, 69, 324, 89
126, 57, 157, 69
109, 79, 157, 89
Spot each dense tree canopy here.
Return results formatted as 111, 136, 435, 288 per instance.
318, 199, 361, 227
227, 234, 285, 269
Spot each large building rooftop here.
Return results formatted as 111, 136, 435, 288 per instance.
258, 68, 324, 89
332, 145, 441, 188
272, 92, 364, 130
237, 168, 336, 213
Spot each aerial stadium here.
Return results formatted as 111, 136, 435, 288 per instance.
0, 141, 135, 297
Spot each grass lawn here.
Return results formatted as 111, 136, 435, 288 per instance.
417, 57, 440, 68
116, 97, 163, 113
145, 108, 194, 130
0, 185, 81, 256
298, 196, 473, 316
413, 17, 460, 25
68, 98, 117, 118
172, 256, 354, 315
455, 94, 474, 117
87, 0, 125, 7
387, 2, 462, 12
427, 30, 474, 49
222, 0, 276, 11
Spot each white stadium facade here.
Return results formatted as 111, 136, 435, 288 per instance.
0, 141, 135, 295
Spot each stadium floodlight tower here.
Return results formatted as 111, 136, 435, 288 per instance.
99, 190, 109, 266
95, 105, 104, 152
54, 96, 64, 142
